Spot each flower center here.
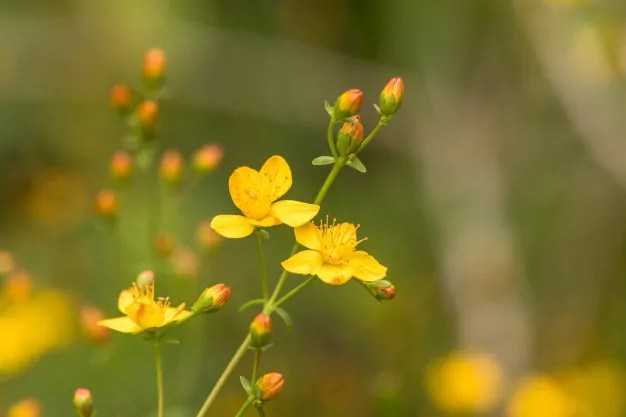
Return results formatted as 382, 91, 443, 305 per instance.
318, 219, 366, 265
126, 284, 170, 328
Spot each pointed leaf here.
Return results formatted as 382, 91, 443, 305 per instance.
240, 376, 252, 395
324, 100, 334, 117
274, 307, 293, 328
312, 156, 335, 166
239, 298, 265, 313
347, 157, 367, 173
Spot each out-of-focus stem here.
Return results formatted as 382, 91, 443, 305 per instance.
233, 397, 253, 417
327, 117, 338, 157
255, 231, 269, 300
154, 342, 164, 417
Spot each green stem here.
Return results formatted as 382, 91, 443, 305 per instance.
327, 117, 338, 157
250, 350, 261, 384
273, 277, 315, 309
154, 342, 165, 417
255, 231, 269, 301
356, 116, 389, 153
233, 397, 254, 417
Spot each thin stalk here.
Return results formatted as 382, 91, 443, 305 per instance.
327, 117, 338, 157
234, 397, 253, 417
357, 116, 389, 153
273, 277, 315, 310
154, 342, 165, 417
255, 232, 269, 300
250, 350, 261, 384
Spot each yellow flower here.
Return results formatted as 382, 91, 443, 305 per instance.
98, 282, 191, 334
210, 155, 320, 238
281, 219, 387, 285
507, 375, 575, 417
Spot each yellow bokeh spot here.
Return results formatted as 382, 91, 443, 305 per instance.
507, 375, 574, 417
562, 361, 625, 417
426, 351, 502, 413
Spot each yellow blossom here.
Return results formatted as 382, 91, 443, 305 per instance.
281, 219, 386, 285
507, 375, 575, 417
98, 282, 191, 334
210, 155, 320, 238
7, 399, 41, 417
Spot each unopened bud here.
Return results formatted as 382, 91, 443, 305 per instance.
8, 399, 41, 417
136, 270, 155, 288
143, 48, 166, 86
159, 150, 184, 184
336, 116, 365, 155
333, 89, 363, 120
379, 77, 404, 116
250, 313, 272, 348
365, 279, 396, 301
80, 306, 109, 344
110, 151, 133, 180
5, 271, 32, 302
73, 388, 93, 417
95, 190, 118, 218
256, 372, 284, 401
110, 84, 133, 113
137, 100, 159, 132
193, 144, 223, 174
192, 283, 231, 313
196, 220, 222, 249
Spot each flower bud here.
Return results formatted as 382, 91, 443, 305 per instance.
333, 89, 363, 120
110, 151, 133, 180
94, 190, 118, 218
136, 270, 155, 288
143, 48, 166, 86
5, 270, 32, 302
73, 388, 93, 417
256, 372, 284, 401
364, 279, 396, 301
196, 220, 222, 249
154, 233, 175, 258
336, 116, 365, 155
110, 84, 133, 113
192, 283, 231, 313
193, 144, 223, 174
80, 306, 109, 344
137, 100, 159, 132
379, 77, 404, 116
8, 399, 41, 417
250, 313, 272, 348
160, 150, 184, 184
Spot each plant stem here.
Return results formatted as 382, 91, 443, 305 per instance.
357, 116, 389, 153
327, 117, 338, 157
154, 342, 165, 417
250, 350, 261, 384
234, 397, 253, 417
273, 277, 315, 309
255, 232, 269, 301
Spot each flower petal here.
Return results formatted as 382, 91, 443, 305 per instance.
228, 166, 272, 219
126, 302, 165, 329
211, 215, 255, 239
98, 316, 143, 334
348, 250, 387, 281
260, 155, 292, 201
281, 250, 323, 275
248, 216, 281, 228
270, 200, 320, 227
294, 222, 322, 250
316, 264, 353, 286
164, 304, 192, 324
117, 289, 134, 314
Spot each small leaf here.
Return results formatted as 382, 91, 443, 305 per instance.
240, 376, 252, 395
239, 298, 265, 313
161, 337, 181, 345
347, 157, 367, 173
312, 156, 335, 166
274, 307, 293, 327
324, 100, 334, 117
373, 103, 382, 115
256, 229, 270, 240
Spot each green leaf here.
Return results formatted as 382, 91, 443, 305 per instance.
324, 100, 334, 117
274, 307, 293, 327
373, 103, 382, 115
347, 157, 367, 173
239, 298, 265, 313
312, 156, 335, 166
240, 376, 252, 395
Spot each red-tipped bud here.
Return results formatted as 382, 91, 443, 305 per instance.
0, 250, 15, 275
250, 313, 272, 348
143, 48, 166, 85
137, 100, 159, 131
364, 279, 396, 301
73, 388, 93, 417
110, 151, 133, 180
336, 116, 365, 155
192, 283, 232, 313
256, 372, 284, 401
80, 306, 109, 344
8, 399, 41, 417
95, 190, 118, 218
136, 270, 155, 288
110, 84, 133, 113
5, 270, 32, 302
334, 89, 363, 120
154, 233, 176, 258
196, 220, 222, 249
193, 144, 223, 174
159, 150, 184, 184
379, 77, 404, 116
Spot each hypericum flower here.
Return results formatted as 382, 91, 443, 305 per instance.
7, 399, 41, 417
281, 219, 387, 285
73, 388, 93, 417
379, 77, 404, 116
98, 282, 191, 334
94, 190, 118, 218
192, 283, 231, 313
333, 89, 363, 120
256, 372, 284, 401
336, 116, 364, 155
210, 155, 320, 239
507, 375, 574, 417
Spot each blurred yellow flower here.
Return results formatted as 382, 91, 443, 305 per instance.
281, 219, 386, 285
426, 351, 502, 414
0, 291, 73, 375
210, 155, 320, 238
7, 399, 41, 417
507, 375, 575, 417
562, 361, 625, 417
98, 282, 192, 334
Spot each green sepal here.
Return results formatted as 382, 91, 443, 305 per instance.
274, 307, 293, 328
324, 100, 334, 118
240, 376, 253, 395
312, 156, 335, 166
256, 229, 270, 240
239, 298, 265, 313
347, 157, 367, 173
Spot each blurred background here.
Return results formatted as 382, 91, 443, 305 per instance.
2, 0, 626, 416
